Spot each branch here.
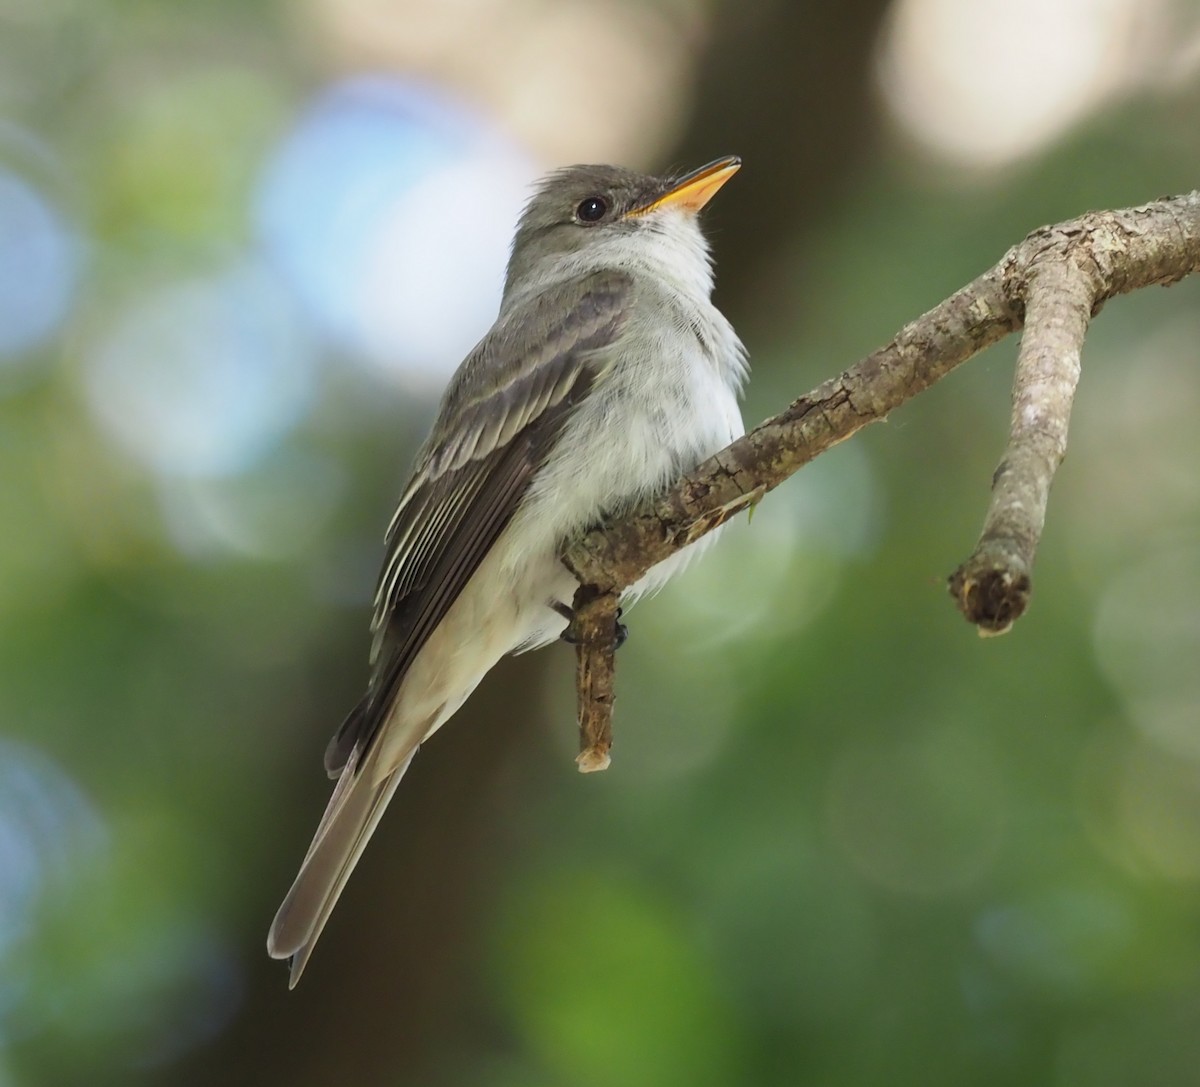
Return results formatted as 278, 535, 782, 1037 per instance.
567, 585, 619, 773
947, 258, 1089, 633
561, 191, 1200, 768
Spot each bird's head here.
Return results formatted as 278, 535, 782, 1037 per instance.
503, 156, 741, 301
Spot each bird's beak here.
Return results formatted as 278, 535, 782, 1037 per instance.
624, 155, 741, 218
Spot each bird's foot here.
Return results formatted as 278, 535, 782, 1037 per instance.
555, 602, 627, 649
613, 608, 628, 648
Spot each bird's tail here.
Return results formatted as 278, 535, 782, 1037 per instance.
266, 738, 417, 988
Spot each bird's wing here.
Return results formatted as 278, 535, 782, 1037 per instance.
323, 268, 632, 775
267, 270, 632, 985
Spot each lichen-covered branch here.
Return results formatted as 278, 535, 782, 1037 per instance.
561, 191, 1200, 768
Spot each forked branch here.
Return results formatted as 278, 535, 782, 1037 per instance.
562, 191, 1200, 769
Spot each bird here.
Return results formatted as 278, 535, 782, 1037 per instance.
267, 156, 747, 986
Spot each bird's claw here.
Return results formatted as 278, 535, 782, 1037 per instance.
556, 603, 627, 650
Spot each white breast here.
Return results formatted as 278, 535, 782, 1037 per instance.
495, 208, 747, 645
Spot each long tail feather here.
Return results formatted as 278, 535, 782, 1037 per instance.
267, 742, 416, 988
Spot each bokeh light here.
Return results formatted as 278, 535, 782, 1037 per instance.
0, 739, 105, 976
877, 0, 1179, 166
256, 77, 535, 383
0, 164, 79, 366
661, 439, 881, 642
82, 261, 317, 479
293, 0, 703, 165
155, 449, 347, 562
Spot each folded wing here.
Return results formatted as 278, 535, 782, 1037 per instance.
267, 270, 633, 985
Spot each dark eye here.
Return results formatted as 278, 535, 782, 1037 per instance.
575, 195, 608, 223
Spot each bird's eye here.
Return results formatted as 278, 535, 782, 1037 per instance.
575, 196, 608, 223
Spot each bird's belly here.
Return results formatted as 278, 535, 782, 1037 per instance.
500, 350, 744, 634
377, 352, 742, 770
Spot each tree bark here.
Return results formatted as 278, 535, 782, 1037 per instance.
563, 192, 1200, 768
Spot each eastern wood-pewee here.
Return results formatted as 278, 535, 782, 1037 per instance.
268, 156, 746, 985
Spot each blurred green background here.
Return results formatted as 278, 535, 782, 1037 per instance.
2, 0, 1199, 1084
